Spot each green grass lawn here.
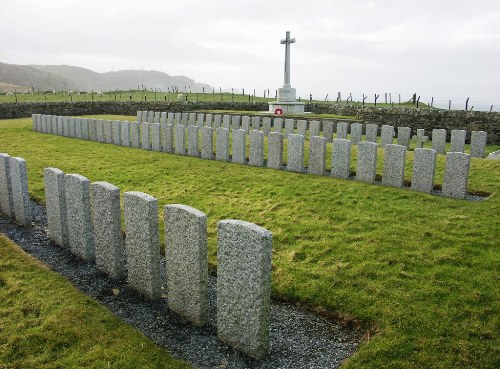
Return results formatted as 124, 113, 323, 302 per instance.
1, 116, 499, 368
0, 235, 191, 369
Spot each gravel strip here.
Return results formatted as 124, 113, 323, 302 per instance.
0, 200, 364, 369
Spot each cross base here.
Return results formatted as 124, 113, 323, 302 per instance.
268, 101, 305, 114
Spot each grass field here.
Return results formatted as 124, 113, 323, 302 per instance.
0, 116, 499, 368
0, 89, 426, 108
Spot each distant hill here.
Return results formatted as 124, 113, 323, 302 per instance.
0, 62, 211, 92
0, 62, 71, 92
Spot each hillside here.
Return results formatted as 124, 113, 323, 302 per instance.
0, 62, 211, 92
0, 62, 71, 92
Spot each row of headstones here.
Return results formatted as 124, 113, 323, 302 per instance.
0, 154, 273, 360
33, 114, 472, 199
136, 110, 488, 157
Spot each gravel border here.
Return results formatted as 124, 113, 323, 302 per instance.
0, 200, 364, 369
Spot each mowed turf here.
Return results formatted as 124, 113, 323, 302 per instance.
1, 116, 499, 369
0, 235, 191, 369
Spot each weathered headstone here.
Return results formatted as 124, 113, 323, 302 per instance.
350, 123, 362, 144
470, 131, 487, 158
205, 113, 213, 128
366, 123, 378, 143
380, 125, 394, 147
432, 129, 447, 154
336, 121, 348, 139
175, 124, 186, 155
69, 117, 76, 138
232, 115, 241, 130
0, 153, 14, 217
331, 139, 351, 179
284, 119, 295, 137
397, 126, 412, 149
103, 120, 113, 144
44, 167, 68, 247
174, 112, 181, 125
188, 113, 196, 126
137, 111, 142, 123
162, 124, 174, 153
273, 118, 283, 133
241, 116, 250, 132
262, 117, 272, 136
411, 148, 436, 193
217, 219, 272, 360
142, 111, 148, 123
164, 204, 208, 326
412, 129, 429, 149
167, 112, 175, 125
65, 173, 93, 260
95, 119, 104, 143
450, 130, 466, 152
141, 122, 151, 150
249, 130, 264, 167
151, 123, 161, 151
382, 144, 406, 188
310, 120, 320, 138
267, 132, 284, 170
222, 115, 231, 129
216, 128, 230, 161
287, 134, 305, 173
154, 112, 161, 124
322, 121, 334, 142
251, 116, 260, 132
188, 125, 200, 157
88, 118, 97, 141
120, 120, 130, 147
197, 113, 205, 127
232, 129, 247, 164
9, 157, 31, 226
124, 191, 161, 299
356, 141, 378, 183
181, 112, 189, 126
442, 152, 470, 199
308, 136, 326, 175
92, 181, 125, 279
201, 127, 214, 160
297, 120, 307, 137
147, 111, 155, 123
112, 120, 122, 146
130, 122, 140, 148
213, 114, 222, 129
160, 112, 167, 124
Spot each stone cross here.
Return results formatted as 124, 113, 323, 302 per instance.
280, 31, 296, 86
412, 129, 429, 148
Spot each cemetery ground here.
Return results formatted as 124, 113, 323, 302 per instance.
1, 115, 499, 368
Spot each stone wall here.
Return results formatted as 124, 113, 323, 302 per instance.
2, 101, 498, 143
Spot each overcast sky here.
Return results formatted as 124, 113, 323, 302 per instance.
1, 0, 499, 108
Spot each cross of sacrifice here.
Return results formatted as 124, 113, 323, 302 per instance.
280, 31, 296, 86
412, 129, 429, 148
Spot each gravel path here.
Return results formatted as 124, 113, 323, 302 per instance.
0, 200, 364, 369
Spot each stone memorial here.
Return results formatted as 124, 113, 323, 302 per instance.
432, 129, 447, 154
147, 111, 155, 123
154, 112, 161, 124
124, 191, 161, 299
217, 219, 273, 359
241, 116, 250, 132
197, 113, 205, 127
137, 111, 143, 123
287, 134, 305, 173
188, 113, 196, 126
167, 112, 174, 125
112, 121, 122, 146
450, 130, 466, 153
411, 148, 437, 193
181, 112, 189, 126
44, 167, 68, 247
92, 181, 125, 280
331, 139, 351, 179
175, 124, 186, 155
366, 123, 378, 143
397, 127, 412, 149
174, 112, 181, 125
382, 144, 406, 188
336, 121, 348, 140
130, 122, 140, 148
141, 122, 151, 150
205, 113, 213, 128
310, 120, 320, 138
232, 115, 241, 130
470, 131, 487, 158
151, 123, 161, 151
273, 118, 283, 133
284, 119, 295, 137
412, 129, 429, 149
95, 119, 104, 143
350, 123, 362, 145
251, 116, 260, 132
160, 112, 167, 124
442, 152, 470, 199
356, 141, 378, 183
268, 31, 305, 114
65, 173, 93, 260
222, 115, 231, 130
9, 157, 31, 226
188, 125, 200, 157
232, 129, 247, 164
380, 125, 394, 147
308, 136, 327, 175
164, 204, 209, 326
297, 120, 307, 137
120, 120, 130, 147
201, 127, 214, 160
103, 120, 113, 144
162, 124, 174, 153
216, 128, 230, 161
322, 121, 334, 142
0, 153, 14, 217
262, 117, 272, 136
213, 114, 222, 129
249, 130, 264, 167
267, 132, 284, 170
